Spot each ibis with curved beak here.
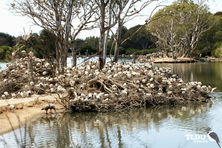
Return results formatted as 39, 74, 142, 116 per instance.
41, 102, 56, 114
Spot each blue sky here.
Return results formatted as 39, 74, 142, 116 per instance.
0, 0, 221, 39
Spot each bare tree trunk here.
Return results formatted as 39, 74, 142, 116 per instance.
182, 47, 191, 57
71, 44, 77, 67
55, 40, 60, 73
64, 0, 74, 69
12, 0, 98, 74
58, 40, 64, 73
98, 2, 106, 70
96, 0, 119, 69
103, 30, 109, 66
103, 3, 112, 66
113, 20, 122, 63
61, 48, 67, 73
99, 30, 105, 69
164, 42, 169, 57
169, 19, 175, 54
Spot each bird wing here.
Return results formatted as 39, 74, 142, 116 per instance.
209, 132, 220, 143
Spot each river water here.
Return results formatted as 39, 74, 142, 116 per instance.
1, 62, 222, 148
0, 62, 7, 71
0, 56, 130, 72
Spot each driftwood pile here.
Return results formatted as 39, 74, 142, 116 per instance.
0, 54, 214, 112
63, 62, 213, 111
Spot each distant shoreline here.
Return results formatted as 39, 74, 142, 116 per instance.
137, 56, 222, 63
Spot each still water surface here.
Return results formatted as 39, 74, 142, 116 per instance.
1, 62, 222, 148
0, 62, 7, 71
0, 56, 130, 72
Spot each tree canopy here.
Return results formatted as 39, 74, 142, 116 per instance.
148, 0, 213, 57
197, 12, 222, 57
0, 32, 15, 47
122, 25, 157, 50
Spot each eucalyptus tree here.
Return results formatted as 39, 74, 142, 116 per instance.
121, 25, 157, 50
11, 0, 97, 72
94, 0, 160, 68
148, 0, 213, 57
69, 0, 98, 66
197, 11, 222, 56
94, 0, 118, 69
11, 0, 74, 73
112, 0, 160, 63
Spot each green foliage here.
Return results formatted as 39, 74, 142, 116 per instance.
108, 25, 157, 56
0, 46, 13, 61
16, 30, 57, 59
215, 31, 222, 41
0, 32, 16, 47
80, 46, 98, 55
213, 42, 222, 49
125, 48, 159, 55
12, 30, 56, 59
211, 42, 222, 58
215, 11, 222, 16
120, 26, 128, 38
118, 46, 126, 55
84, 36, 99, 50
0, 47, 5, 59
197, 12, 222, 56
111, 26, 128, 40
35, 29, 56, 58
148, 1, 211, 57
212, 46, 222, 58
199, 15, 222, 44
72, 36, 99, 55
72, 39, 85, 51
122, 25, 157, 50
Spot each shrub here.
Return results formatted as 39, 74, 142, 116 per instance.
0, 46, 11, 61
211, 42, 222, 58
125, 48, 159, 55
80, 46, 98, 55
0, 47, 5, 59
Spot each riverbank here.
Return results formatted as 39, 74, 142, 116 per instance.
151, 57, 197, 63
0, 94, 64, 135
137, 55, 222, 63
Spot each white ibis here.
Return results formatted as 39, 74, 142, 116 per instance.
41, 102, 56, 114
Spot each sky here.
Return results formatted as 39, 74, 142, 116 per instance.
0, 0, 221, 39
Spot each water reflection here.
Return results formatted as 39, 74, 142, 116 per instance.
0, 62, 7, 71
1, 102, 213, 148
158, 63, 222, 91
